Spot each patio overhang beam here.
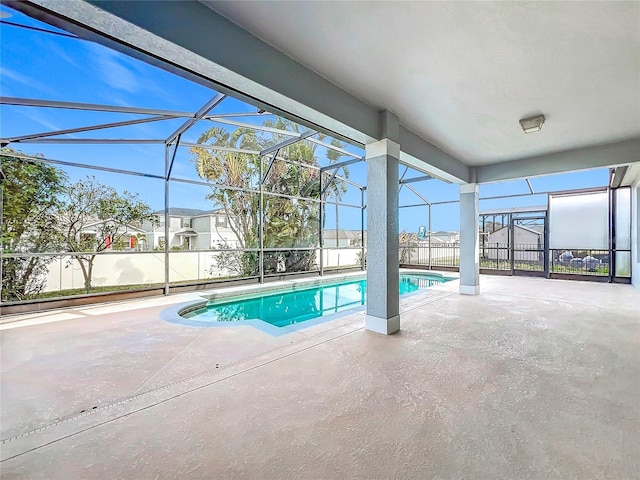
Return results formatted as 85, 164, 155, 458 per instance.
0, 96, 193, 117
4, 115, 176, 144
475, 138, 640, 183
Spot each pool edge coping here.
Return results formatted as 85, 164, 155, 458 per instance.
159, 269, 459, 336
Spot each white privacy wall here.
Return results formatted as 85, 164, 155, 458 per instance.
549, 191, 609, 249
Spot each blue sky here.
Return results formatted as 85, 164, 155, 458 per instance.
0, 5, 609, 233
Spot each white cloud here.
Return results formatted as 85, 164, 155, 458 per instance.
0, 67, 55, 96
17, 108, 62, 133
43, 40, 81, 70
87, 43, 141, 94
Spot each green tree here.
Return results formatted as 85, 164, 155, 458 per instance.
191, 117, 348, 276
58, 176, 156, 293
1, 150, 67, 301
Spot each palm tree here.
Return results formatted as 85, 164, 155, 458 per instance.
190, 117, 349, 275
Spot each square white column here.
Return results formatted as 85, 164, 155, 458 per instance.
365, 138, 400, 334
459, 183, 480, 295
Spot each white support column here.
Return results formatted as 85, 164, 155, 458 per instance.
365, 138, 400, 334
459, 183, 480, 295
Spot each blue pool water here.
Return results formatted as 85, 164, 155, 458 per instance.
181, 274, 449, 328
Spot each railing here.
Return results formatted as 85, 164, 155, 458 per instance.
549, 249, 609, 276
480, 243, 544, 272
399, 243, 460, 268
400, 244, 613, 277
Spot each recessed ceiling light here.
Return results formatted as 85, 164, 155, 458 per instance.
519, 114, 545, 134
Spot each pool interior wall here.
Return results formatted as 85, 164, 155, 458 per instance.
160, 270, 458, 336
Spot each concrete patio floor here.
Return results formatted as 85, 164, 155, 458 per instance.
1, 274, 639, 479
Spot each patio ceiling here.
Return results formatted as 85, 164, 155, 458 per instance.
9, 0, 640, 184
206, 1, 640, 167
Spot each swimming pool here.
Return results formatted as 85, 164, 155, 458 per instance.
172, 273, 451, 333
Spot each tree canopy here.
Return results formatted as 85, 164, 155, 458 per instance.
191, 117, 348, 276
58, 176, 157, 293
1, 150, 67, 301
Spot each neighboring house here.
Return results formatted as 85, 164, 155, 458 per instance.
323, 229, 365, 247
429, 231, 460, 244
79, 219, 148, 251
145, 208, 240, 250
411, 231, 459, 247
485, 224, 543, 260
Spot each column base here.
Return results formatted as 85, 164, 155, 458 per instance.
459, 284, 480, 295
365, 314, 400, 335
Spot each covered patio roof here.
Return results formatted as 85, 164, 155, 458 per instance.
12, 0, 639, 183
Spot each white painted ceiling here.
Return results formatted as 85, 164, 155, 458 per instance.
204, 1, 640, 166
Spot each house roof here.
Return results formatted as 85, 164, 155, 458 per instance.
81, 219, 146, 233
323, 229, 361, 240
154, 208, 223, 217
480, 206, 547, 216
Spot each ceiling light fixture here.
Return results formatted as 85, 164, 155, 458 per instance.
519, 114, 545, 134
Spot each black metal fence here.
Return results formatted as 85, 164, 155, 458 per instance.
480, 243, 545, 272
400, 244, 611, 278
549, 249, 609, 276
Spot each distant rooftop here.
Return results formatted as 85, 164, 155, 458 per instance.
480, 205, 547, 216
154, 208, 223, 217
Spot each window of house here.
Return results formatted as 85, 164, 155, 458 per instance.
182, 218, 191, 228
157, 215, 165, 226
216, 215, 227, 228
158, 236, 165, 248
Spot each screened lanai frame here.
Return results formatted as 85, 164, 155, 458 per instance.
0, 6, 398, 309
1, 9, 630, 311
397, 169, 632, 283
0, 91, 374, 294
